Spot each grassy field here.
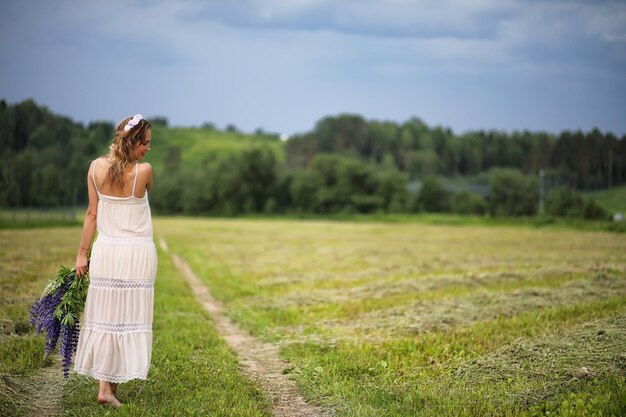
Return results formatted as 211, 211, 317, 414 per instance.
1, 218, 625, 416
0, 208, 80, 229
156, 218, 626, 416
1, 228, 77, 414
0, 227, 272, 416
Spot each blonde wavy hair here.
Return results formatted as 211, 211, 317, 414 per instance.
105, 116, 152, 188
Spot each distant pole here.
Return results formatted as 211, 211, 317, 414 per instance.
539, 169, 545, 215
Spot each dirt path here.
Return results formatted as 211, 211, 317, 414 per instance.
24, 360, 64, 417
0, 355, 65, 417
160, 238, 332, 417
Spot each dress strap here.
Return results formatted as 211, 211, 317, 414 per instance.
91, 159, 101, 194
131, 162, 139, 197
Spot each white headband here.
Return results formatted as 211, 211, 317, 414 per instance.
124, 114, 144, 132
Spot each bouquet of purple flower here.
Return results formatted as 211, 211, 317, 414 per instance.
29, 265, 89, 378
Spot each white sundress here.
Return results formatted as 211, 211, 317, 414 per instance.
74, 160, 157, 383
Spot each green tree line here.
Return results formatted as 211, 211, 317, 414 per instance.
0, 99, 112, 207
286, 115, 626, 189
153, 150, 609, 220
0, 99, 619, 220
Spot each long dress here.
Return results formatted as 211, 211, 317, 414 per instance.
74, 160, 157, 383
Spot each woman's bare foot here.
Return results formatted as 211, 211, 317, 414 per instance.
97, 392, 122, 407
98, 381, 121, 407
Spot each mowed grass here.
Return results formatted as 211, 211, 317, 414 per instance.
60, 245, 272, 417
0, 227, 78, 415
156, 218, 626, 416
0, 227, 272, 416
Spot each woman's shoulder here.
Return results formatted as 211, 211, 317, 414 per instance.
89, 157, 105, 171
92, 156, 109, 166
138, 162, 153, 172
137, 162, 153, 182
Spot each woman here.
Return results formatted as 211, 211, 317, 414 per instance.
73, 114, 157, 407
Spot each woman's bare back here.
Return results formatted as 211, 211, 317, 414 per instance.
92, 157, 152, 198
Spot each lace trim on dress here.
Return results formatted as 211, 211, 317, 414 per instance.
98, 194, 149, 204
89, 277, 154, 290
74, 366, 148, 383
96, 233, 154, 246
81, 321, 152, 334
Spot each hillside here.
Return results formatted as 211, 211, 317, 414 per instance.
585, 185, 626, 215
147, 126, 284, 174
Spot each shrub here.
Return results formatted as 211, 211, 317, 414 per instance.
545, 187, 609, 220
488, 168, 537, 216
416, 176, 450, 212
451, 190, 487, 215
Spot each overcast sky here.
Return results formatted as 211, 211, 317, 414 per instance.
1, 0, 625, 137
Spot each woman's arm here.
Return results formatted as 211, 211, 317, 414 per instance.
144, 162, 153, 192
75, 161, 99, 278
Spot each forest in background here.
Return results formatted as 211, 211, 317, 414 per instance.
1, 98, 624, 219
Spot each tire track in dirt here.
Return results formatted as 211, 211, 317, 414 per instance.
160, 237, 331, 417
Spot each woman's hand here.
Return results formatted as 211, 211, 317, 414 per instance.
75, 252, 89, 278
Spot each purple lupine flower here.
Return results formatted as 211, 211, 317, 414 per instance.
29, 268, 87, 378
29, 280, 70, 354
58, 319, 80, 377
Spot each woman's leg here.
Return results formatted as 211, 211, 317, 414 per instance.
97, 380, 121, 407
111, 382, 118, 395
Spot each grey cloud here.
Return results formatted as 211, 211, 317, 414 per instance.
174, 0, 517, 39
0, 0, 625, 135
